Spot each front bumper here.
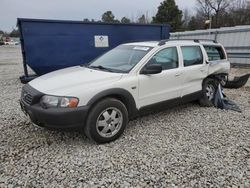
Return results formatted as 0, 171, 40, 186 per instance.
20, 84, 89, 129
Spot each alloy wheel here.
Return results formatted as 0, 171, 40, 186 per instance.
206, 84, 215, 101
96, 107, 123, 138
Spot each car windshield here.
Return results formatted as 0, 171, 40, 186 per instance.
88, 45, 152, 73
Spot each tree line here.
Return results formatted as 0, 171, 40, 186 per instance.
84, 0, 250, 31
186, 0, 250, 30
1, 0, 250, 38
0, 29, 19, 38
80, 0, 182, 32
83, 11, 151, 25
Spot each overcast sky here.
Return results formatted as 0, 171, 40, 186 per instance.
0, 0, 196, 31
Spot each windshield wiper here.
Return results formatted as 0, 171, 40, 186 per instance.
88, 65, 114, 72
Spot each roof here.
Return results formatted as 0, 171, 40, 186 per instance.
124, 41, 159, 47
124, 39, 218, 47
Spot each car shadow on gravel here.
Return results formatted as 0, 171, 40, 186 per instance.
12, 102, 201, 147
126, 102, 199, 128
16, 120, 89, 144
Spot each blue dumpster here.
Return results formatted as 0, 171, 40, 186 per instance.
18, 18, 170, 83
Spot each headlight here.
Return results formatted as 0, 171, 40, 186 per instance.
40, 95, 79, 108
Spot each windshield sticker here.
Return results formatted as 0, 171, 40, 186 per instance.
133, 46, 150, 51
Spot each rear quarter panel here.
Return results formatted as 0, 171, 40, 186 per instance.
208, 59, 231, 75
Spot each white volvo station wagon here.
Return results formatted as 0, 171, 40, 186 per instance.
20, 39, 230, 143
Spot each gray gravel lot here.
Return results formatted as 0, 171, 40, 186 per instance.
0, 46, 250, 187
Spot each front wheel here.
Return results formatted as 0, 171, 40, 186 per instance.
199, 78, 218, 107
84, 98, 128, 143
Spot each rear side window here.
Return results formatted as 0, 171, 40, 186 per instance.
204, 46, 226, 61
181, 46, 203, 67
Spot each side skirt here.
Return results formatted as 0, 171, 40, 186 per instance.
181, 91, 203, 104
138, 91, 202, 116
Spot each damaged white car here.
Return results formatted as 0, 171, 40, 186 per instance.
20, 39, 231, 143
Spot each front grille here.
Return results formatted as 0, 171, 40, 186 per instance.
23, 91, 33, 105
21, 84, 44, 105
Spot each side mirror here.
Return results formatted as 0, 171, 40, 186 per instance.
140, 64, 162, 75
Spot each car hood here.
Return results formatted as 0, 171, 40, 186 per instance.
29, 66, 123, 95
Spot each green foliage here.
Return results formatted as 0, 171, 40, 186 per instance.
9, 28, 20, 38
188, 16, 204, 30
152, 0, 183, 31
83, 18, 90, 22
102, 11, 115, 23
138, 15, 146, 24
121, 17, 131, 24
113, 19, 121, 23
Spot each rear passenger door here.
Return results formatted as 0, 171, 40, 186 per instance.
180, 45, 208, 97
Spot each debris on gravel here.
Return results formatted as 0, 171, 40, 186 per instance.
0, 46, 249, 187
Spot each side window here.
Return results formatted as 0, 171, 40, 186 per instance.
181, 46, 203, 67
204, 46, 226, 61
148, 47, 178, 70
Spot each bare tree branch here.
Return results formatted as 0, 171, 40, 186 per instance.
196, 0, 213, 19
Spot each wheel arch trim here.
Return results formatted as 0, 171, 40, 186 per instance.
87, 88, 138, 119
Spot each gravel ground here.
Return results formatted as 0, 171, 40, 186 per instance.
0, 46, 250, 188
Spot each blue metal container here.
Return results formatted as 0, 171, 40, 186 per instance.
18, 18, 170, 83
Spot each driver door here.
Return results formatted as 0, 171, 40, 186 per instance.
138, 47, 183, 108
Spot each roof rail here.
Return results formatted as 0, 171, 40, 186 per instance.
158, 39, 217, 46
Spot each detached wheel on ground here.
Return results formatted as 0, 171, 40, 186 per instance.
199, 78, 218, 107
84, 98, 128, 143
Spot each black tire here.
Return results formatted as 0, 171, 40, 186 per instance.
84, 98, 128, 144
199, 78, 218, 107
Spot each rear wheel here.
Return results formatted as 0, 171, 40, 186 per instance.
199, 78, 218, 107
84, 98, 128, 143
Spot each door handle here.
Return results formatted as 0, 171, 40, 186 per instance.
175, 73, 181, 77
